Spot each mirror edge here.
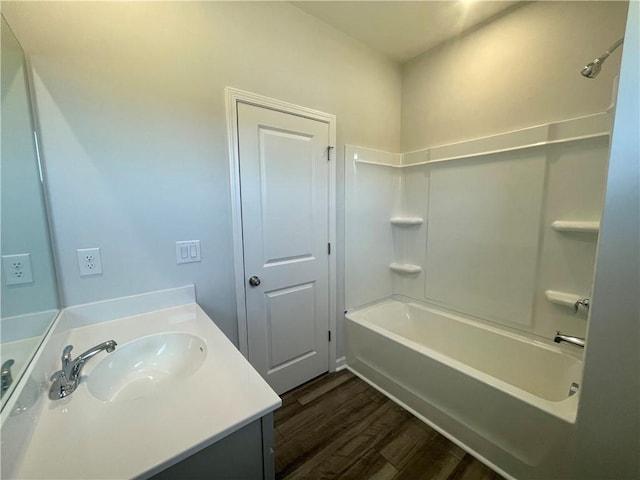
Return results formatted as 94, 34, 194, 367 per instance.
0, 13, 63, 412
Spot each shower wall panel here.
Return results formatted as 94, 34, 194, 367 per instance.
533, 135, 609, 339
423, 151, 546, 327
395, 115, 610, 340
344, 146, 402, 310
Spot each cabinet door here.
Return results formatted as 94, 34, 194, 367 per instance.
150, 414, 274, 480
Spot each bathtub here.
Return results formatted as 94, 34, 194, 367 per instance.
345, 298, 583, 480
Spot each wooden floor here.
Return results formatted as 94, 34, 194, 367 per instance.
274, 370, 504, 480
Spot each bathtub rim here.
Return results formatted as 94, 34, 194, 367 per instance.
349, 295, 584, 361
345, 298, 581, 423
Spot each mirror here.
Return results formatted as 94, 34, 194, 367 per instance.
1, 15, 60, 409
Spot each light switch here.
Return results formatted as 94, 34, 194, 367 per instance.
176, 241, 201, 264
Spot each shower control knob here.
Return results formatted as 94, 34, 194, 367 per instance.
248, 276, 261, 287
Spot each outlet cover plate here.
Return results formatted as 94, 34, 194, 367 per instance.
176, 240, 201, 264
77, 248, 103, 276
2, 253, 33, 286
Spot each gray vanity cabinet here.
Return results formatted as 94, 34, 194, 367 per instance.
150, 413, 274, 480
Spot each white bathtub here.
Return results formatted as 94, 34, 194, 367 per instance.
345, 298, 583, 480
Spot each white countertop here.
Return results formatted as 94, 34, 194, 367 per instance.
13, 303, 281, 479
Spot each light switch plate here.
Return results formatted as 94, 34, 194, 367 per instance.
77, 248, 103, 276
176, 240, 201, 264
2, 253, 33, 286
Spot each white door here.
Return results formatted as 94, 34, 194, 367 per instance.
237, 102, 330, 394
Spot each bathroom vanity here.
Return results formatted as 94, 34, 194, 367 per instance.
0, 286, 281, 479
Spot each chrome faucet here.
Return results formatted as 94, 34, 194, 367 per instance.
574, 298, 590, 313
1, 359, 15, 397
49, 340, 117, 400
554, 332, 585, 348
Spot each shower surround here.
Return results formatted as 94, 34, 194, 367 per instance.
344, 112, 611, 479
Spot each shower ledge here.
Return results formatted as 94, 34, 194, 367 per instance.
390, 217, 424, 226
389, 263, 422, 274
551, 221, 600, 233
545, 290, 587, 310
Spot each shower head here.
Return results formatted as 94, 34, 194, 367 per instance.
581, 58, 603, 79
581, 38, 624, 79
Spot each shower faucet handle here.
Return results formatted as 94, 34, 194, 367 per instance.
574, 298, 590, 313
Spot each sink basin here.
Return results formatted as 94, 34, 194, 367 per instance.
86, 332, 207, 403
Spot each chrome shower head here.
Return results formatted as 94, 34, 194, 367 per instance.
581, 38, 624, 79
581, 58, 603, 78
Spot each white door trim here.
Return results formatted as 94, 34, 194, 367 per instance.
224, 87, 338, 372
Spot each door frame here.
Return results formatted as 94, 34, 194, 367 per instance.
224, 87, 338, 372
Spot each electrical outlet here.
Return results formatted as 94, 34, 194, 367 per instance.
77, 248, 103, 276
2, 254, 34, 286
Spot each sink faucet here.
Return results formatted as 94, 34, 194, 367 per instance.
554, 332, 585, 348
49, 340, 117, 400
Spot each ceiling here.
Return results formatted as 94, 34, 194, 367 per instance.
292, 1, 521, 63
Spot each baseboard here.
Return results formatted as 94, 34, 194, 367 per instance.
334, 356, 347, 371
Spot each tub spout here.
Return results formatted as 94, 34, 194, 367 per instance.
554, 332, 585, 348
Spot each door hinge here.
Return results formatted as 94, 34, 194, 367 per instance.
328, 330, 332, 342
327, 146, 334, 161
328, 243, 331, 255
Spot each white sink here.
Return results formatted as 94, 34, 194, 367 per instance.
86, 332, 207, 403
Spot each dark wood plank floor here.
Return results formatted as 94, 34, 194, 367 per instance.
274, 370, 504, 480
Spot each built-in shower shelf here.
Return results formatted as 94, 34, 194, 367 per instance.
545, 290, 584, 310
390, 217, 424, 226
551, 221, 600, 233
389, 263, 422, 274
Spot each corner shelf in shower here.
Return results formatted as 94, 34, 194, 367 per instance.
389, 263, 422, 274
545, 290, 585, 310
390, 217, 424, 226
551, 221, 600, 233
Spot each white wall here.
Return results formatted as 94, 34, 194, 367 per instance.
573, 2, 639, 477
401, 1, 628, 151
2, 1, 402, 349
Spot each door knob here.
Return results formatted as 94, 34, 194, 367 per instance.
248, 276, 261, 287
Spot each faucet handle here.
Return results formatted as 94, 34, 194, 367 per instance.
49, 370, 69, 400
50, 370, 65, 382
1, 359, 14, 375
574, 298, 591, 313
1, 359, 15, 393
61, 345, 73, 367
